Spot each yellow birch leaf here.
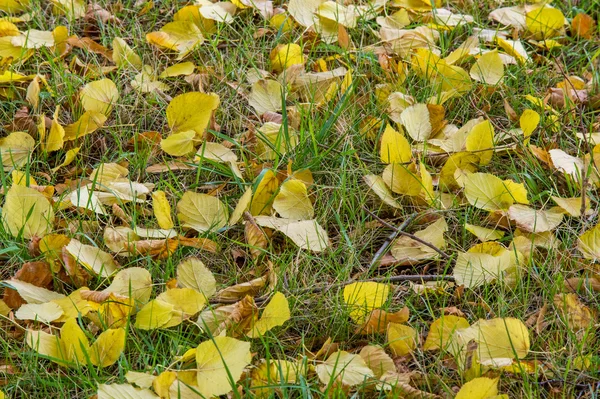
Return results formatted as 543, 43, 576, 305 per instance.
520, 109, 540, 143
80, 79, 119, 116
112, 37, 142, 70
15, 302, 63, 323
400, 104, 432, 141
387, 323, 417, 356
152, 190, 174, 229
103, 267, 152, 303
315, 351, 374, 386
177, 191, 228, 233
248, 79, 284, 115
363, 174, 401, 209
270, 43, 304, 73
97, 383, 158, 398
382, 162, 422, 196
462, 173, 516, 211
343, 282, 389, 323
379, 124, 411, 164
65, 239, 119, 278
135, 300, 175, 330
229, 187, 252, 225
507, 205, 563, 233
25, 329, 62, 361
250, 169, 279, 215
90, 328, 126, 367
46, 106, 65, 152
253, 216, 330, 252
160, 130, 196, 156
247, 292, 290, 338
526, 7, 565, 40
146, 21, 204, 60
578, 223, 600, 261
273, 179, 314, 220
456, 377, 499, 399
166, 92, 219, 136
63, 111, 107, 141
158, 287, 206, 316
390, 218, 447, 263
3, 280, 65, 303
551, 196, 589, 217
159, 62, 195, 78
453, 242, 518, 288
2, 184, 54, 239
465, 224, 505, 242
466, 120, 494, 165
194, 141, 237, 163
60, 318, 91, 363
358, 345, 395, 379
424, 315, 470, 351
195, 336, 251, 397
177, 257, 216, 298
52, 147, 80, 172
470, 50, 504, 85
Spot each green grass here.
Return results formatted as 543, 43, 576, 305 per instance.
0, 0, 600, 398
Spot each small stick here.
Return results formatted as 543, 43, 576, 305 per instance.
363, 207, 451, 259
369, 212, 418, 268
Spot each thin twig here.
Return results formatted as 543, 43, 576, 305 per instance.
363, 207, 451, 259
369, 212, 419, 268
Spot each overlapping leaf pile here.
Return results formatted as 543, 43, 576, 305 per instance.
0, 0, 598, 397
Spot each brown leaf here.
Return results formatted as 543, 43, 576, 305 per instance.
126, 131, 161, 151
503, 99, 518, 122
60, 247, 91, 288
66, 36, 113, 61
124, 239, 178, 259
355, 308, 410, 335
3, 261, 53, 308
244, 212, 268, 260
112, 204, 132, 224
307, 337, 339, 361
571, 13, 596, 39
177, 236, 218, 253
553, 293, 596, 332
213, 275, 268, 301
441, 307, 465, 317
145, 162, 195, 174
565, 277, 600, 294
338, 24, 350, 50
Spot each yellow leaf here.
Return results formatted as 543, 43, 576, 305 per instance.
195, 336, 252, 397
167, 91, 219, 136
270, 12, 295, 33
2, 184, 54, 239
152, 371, 177, 398
456, 377, 499, 399
248, 79, 284, 115
160, 130, 196, 156
151, 191, 174, 229
26, 75, 40, 108
465, 224, 505, 242
449, 317, 530, 368
251, 359, 298, 396
159, 62, 195, 78
60, 318, 91, 363
400, 103, 432, 141
63, 110, 107, 141
423, 315, 470, 351
247, 292, 290, 338
253, 216, 330, 252
270, 43, 304, 73
315, 350, 374, 386
551, 196, 589, 217
363, 174, 401, 209
177, 191, 228, 233
462, 173, 520, 211
0, 0, 30, 12
379, 124, 411, 164
15, 302, 64, 323
3, 280, 65, 303
526, 7, 565, 40
112, 37, 142, 70
52, 147, 80, 172
103, 267, 153, 303
382, 162, 422, 196
0, 131, 35, 171
158, 287, 206, 316
387, 323, 417, 356
256, 122, 299, 160
97, 383, 158, 398
0, 299, 10, 317
90, 328, 126, 367
272, 179, 314, 220
343, 282, 389, 323
431, 62, 472, 93
453, 242, 519, 288
470, 50, 504, 85
250, 169, 279, 215
177, 257, 216, 298
52, 289, 97, 322
578, 223, 600, 261
466, 120, 494, 165
45, 106, 65, 152
65, 239, 119, 278
391, 218, 447, 263
26, 329, 62, 361
520, 109, 539, 143
439, 152, 480, 192
194, 141, 237, 163
554, 293, 595, 332
80, 79, 119, 116
507, 205, 563, 233
146, 21, 204, 59
135, 300, 175, 330
173, 5, 216, 34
